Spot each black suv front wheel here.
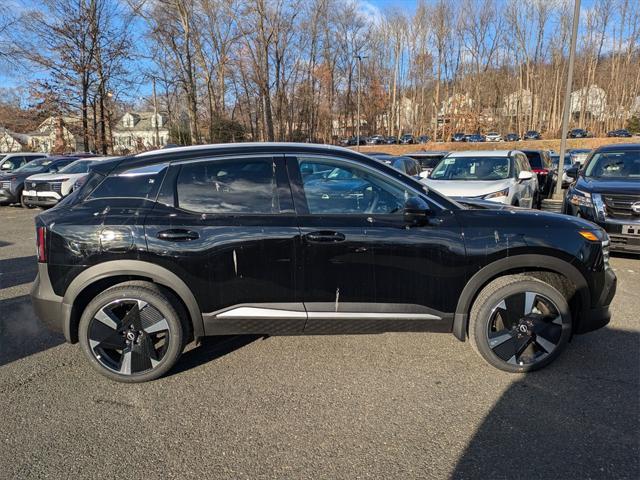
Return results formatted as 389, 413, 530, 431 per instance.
79, 282, 186, 382
469, 275, 572, 372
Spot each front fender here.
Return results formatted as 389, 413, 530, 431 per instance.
452, 254, 589, 341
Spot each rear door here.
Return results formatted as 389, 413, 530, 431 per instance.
145, 154, 304, 335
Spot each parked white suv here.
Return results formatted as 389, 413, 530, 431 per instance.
22, 157, 114, 208
422, 150, 539, 208
485, 132, 503, 142
0, 152, 48, 172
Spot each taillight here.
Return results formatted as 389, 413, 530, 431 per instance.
532, 169, 549, 175
36, 226, 47, 263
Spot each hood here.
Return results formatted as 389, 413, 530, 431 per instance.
423, 178, 513, 198
576, 176, 640, 195
4, 169, 47, 182
454, 197, 515, 210
26, 172, 84, 182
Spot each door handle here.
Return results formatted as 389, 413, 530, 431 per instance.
157, 229, 199, 241
304, 231, 346, 243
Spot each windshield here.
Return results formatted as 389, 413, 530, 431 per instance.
430, 156, 511, 180
13, 158, 52, 173
60, 160, 93, 174
584, 150, 640, 179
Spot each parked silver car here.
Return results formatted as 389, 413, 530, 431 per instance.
422, 150, 539, 208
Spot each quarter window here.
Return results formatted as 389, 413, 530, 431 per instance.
297, 158, 409, 215
89, 165, 166, 200
176, 158, 279, 214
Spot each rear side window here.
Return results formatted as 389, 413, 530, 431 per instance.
524, 152, 542, 169
176, 158, 279, 214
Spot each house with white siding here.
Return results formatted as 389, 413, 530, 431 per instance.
112, 112, 170, 153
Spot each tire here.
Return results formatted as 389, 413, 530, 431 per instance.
468, 275, 572, 373
20, 191, 32, 209
78, 281, 186, 382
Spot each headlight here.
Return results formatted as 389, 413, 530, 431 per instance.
569, 189, 593, 207
602, 237, 610, 268
484, 188, 509, 199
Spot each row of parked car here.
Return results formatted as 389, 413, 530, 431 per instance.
340, 134, 430, 146
366, 148, 598, 209
0, 146, 596, 211
340, 128, 636, 146
0, 152, 115, 208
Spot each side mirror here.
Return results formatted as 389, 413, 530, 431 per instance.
403, 196, 431, 225
518, 171, 533, 182
566, 166, 579, 179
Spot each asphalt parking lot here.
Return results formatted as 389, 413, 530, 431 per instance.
0, 205, 638, 479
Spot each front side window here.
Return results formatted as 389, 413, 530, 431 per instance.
584, 150, 640, 178
176, 158, 279, 214
430, 156, 511, 181
297, 158, 410, 215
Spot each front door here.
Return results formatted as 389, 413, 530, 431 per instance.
288, 154, 463, 334
286, 155, 375, 333
145, 154, 304, 335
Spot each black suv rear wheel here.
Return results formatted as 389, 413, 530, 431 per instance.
469, 275, 572, 372
78, 282, 185, 382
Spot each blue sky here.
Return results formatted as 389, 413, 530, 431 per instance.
0, 0, 616, 101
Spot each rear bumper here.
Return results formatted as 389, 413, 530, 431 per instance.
30, 263, 72, 342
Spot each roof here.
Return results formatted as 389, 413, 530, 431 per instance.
595, 143, 640, 152
94, 142, 397, 177
405, 151, 449, 157
446, 150, 519, 157
136, 142, 356, 157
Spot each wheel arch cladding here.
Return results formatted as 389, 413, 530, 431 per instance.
63, 260, 204, 343
452, 254, 589, 341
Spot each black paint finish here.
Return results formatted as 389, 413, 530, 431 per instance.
32, 143, 616, 342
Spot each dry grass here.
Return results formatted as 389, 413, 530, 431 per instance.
350, 136, 638, 155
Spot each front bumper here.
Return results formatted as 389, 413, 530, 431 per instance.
0, 188, 18, 204
565, 202, 640, 253
575, 267, 617, 334
22, 195, 60, 207
30, 263, 73, 342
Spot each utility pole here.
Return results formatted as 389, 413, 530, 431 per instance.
152, 76, 160, 147
553, 0, 581, 200
355, 55, 367, 152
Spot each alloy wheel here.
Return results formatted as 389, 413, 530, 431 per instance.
486, 291, 564, 366
87, 298, 171, 375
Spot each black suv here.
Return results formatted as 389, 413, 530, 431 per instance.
31, 143, 616, 382
523, 130, 542, 140
568, 128, 590, 139
521, 150, 557, 202
564, 143, 640, 253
